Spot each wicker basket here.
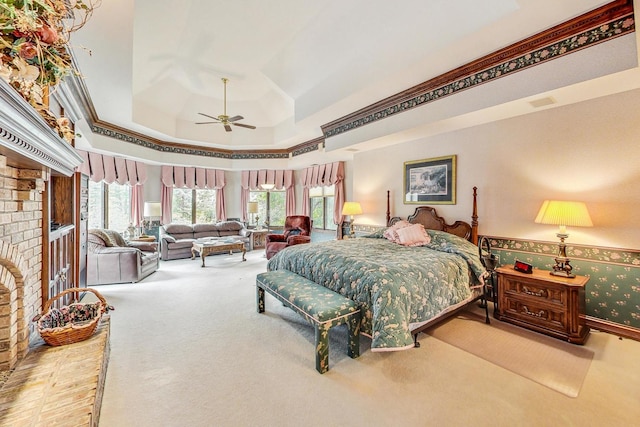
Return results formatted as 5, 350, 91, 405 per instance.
35, 288, 112, 346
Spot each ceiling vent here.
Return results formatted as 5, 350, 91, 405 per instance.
529, 97, 556, 108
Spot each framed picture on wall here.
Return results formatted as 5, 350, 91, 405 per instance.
403, 155, 456, 204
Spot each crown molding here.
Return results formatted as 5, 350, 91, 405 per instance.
0, 80, 83, 176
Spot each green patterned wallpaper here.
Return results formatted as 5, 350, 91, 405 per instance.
485, 237, 640, 329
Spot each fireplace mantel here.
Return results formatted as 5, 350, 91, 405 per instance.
0, 80, 82, 176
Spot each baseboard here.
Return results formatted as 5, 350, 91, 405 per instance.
586, 316, 640, 341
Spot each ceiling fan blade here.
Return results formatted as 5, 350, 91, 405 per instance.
233, 123, 256, 130
195, 121, 222, 125
224, 124, 232, 132
198, 113, 221, 121
227, 115, 244, 122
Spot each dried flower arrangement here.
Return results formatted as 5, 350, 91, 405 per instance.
0, 0, 99, 140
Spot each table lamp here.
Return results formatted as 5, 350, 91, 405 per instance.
342, 202, 363, 238
143, 202, 162, 229
247, 201, 259, 228
534, 200, 593, 278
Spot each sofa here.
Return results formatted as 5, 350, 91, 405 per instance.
87, 229, 160, 285
159, 221, 253, 261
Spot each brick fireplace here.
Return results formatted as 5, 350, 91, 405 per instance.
0, 158, 48, 370
0, 80, 83, 370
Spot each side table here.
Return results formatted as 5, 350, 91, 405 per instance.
251, 229, 268, 250
495, 266, 589, 344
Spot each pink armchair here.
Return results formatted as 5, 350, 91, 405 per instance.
265, 215, 312, 260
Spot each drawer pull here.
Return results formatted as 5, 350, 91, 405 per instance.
522, 305, 546, 318
522, 286, 548, 298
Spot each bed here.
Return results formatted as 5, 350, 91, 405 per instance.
266, 188, 488, 352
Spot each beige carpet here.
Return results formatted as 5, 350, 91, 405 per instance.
426, 311, 594, 397
89, 251, 640, 426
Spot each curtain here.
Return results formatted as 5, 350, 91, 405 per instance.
161, 165, 227, 223
300, 162, 344, 224
240, 169, 295, 221
131, 185, 144, 227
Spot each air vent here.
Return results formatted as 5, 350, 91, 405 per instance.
529, 97, 556, 108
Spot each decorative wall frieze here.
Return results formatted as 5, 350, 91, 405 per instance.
90, 123, 290, 160
485, 236, 640, 267
291, 137, 324, 157
322, 0, 635, 138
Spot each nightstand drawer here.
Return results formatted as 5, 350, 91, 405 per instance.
502, 296, 567, 333
502, 278, 566, 306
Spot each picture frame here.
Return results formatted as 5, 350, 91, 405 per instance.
403, 155, 456, 204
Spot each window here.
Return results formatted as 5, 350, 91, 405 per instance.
250, 190, 285, 228
309, 186, 336, 230
87, 181, 131, 232
171, 188, 216, 224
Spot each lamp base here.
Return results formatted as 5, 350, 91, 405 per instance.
550, 256, 575, 278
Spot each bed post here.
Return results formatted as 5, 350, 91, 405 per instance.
471, 187, 478, 245
386, 190, 391, 226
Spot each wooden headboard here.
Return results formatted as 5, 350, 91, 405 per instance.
386, 187, 479, 244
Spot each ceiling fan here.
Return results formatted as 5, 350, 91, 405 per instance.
196, 78, 256, 132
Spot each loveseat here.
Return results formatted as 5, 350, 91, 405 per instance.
159, 221, 253, 261
88, 229, 160, 285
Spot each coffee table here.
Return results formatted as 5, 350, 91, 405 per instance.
191, 240, 246, 267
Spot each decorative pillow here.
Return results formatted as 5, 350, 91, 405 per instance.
104, 229, 127, 247
383, 220, 412, 243
89, 229, 115, 247
395, 223, 431, 247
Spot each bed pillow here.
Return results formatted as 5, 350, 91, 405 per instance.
383, 220, 412, 243
395, 223, 431, 247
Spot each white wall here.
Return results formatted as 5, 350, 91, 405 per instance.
351, 88, 640, 249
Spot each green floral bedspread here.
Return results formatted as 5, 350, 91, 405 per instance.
267, 230, 487, 351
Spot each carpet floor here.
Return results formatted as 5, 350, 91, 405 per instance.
427, 311, 594, 397
94, 251, 640, 427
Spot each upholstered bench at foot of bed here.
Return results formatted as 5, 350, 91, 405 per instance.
256, 270, 361, 374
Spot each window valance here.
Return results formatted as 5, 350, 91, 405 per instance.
300, 161, 344, 188
161, 166, 226, 189
76, 150, 147, 185
240, 169, 294, 191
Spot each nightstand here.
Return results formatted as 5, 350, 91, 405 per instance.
495, 266, 589, 344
